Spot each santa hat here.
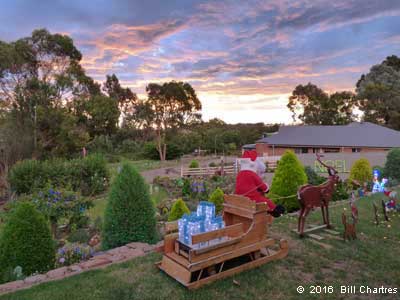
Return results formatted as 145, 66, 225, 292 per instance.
242, 150, 257, 161
240, 150, 265, 175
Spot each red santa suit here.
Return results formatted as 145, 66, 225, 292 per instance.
235, 150, 276, 211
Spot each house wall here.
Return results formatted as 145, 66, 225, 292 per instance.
255, 143, 391, 156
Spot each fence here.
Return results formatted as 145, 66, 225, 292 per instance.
180, 156, 281, 177
180, 165, 237, 177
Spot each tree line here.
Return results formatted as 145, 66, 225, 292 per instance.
0, 29, 278, 164
287, 55, 400, 129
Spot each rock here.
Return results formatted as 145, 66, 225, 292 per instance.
126, 242, 149, 250
88, 234, 101, 247
24, 274, 47, 284
119, 247, 145, 258
46, 267, 68, 280
79, 257, 111, 270
68, 265, 83, 273
0, 280, 26, 293
107, 246, 129, 256
143, 244, 156, 253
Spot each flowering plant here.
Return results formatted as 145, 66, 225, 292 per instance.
55, 243, 95, 267
32, 186, 93, 235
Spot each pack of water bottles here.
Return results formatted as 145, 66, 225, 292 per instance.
178, 201, 225, 247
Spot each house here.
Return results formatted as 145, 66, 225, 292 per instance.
255, 122, 400, 156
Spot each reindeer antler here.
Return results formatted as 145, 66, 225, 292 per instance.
316, 153, 337, 175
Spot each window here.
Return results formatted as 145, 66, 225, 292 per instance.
301, 147, 308, 153
294, 148, 302, 154
352, 148, 361, 153
312, 148, 320, 153
322, 148, 340, 153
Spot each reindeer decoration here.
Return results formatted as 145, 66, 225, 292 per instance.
297, 154, 340, 237
342, 192, 358, 241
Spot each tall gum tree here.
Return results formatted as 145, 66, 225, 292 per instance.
146, 81, 202, 161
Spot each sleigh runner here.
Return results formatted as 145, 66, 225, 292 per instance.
157, 194, 288, 289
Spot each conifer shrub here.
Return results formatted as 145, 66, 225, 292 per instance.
102, 163, 158, 250
384, 148, 400, 180
349, 158, 372, 184
168, 198, 190, 221
0, 202, 55, 282
269, 150, 307, 212
209, 187, 224, 214
189, 160, 199, 168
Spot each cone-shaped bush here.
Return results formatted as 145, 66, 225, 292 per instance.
0, 202, 55, 281
102, 163, 157, 250
384, 148, 400, 180
269, 150, 307, 212
209, 187, 224, 214
168, 198, 190, 221
349, 158, 372, 184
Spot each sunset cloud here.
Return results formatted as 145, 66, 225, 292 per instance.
1, 0, 400, 123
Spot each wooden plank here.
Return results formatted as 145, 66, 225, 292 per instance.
320, 233, 342, 241
166, 251, 190, 268
223, 205, 254, 219
160, 255, 191, 284
302, 224, 327, 233
324, 229, 340, 235
223, 194, 256, 210
308, 239, 333, 250
164, 233, 178, 253
308, 234, 324, 241
191, 238, 239, 256
188, 238, 277, 272
191, 223, 244, 244
186, 240, 289, 289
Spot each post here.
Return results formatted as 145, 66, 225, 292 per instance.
221, 156, 225, 177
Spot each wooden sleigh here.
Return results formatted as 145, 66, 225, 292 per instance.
157, 194, 288, 289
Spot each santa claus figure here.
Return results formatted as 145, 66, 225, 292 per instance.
235, 150, 285, 217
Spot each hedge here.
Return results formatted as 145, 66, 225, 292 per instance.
8, 154, 109, 196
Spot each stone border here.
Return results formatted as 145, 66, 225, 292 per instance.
0, 241, 164, 296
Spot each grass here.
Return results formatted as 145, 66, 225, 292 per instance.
1, 191, 399, 300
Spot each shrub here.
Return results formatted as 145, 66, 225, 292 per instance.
102, 163, 158, 250
0, 202, 55, 282
182, 178, 191, 197
332, 181, 350, 202
168, 199, 190, 221
209, 187, 224, 214
304, 166, 326, 185
349, 158, 372, 184
7, 159, 43, 194
384, 148, 400, 180
269, 150, 307, 212
67, 228, 90, 244
118, 139, 141, 154
8, 154, 109, 196
87, 135, 114, 154
29, 187, 93, 237
189, 160, 200, 168
143, 142, 160, 160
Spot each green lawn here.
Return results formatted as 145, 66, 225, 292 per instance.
2, 191, 399, 300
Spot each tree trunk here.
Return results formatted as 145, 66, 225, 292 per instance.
156, 130, 166, 161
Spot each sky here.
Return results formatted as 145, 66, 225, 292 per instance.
1, 0, 400, 124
